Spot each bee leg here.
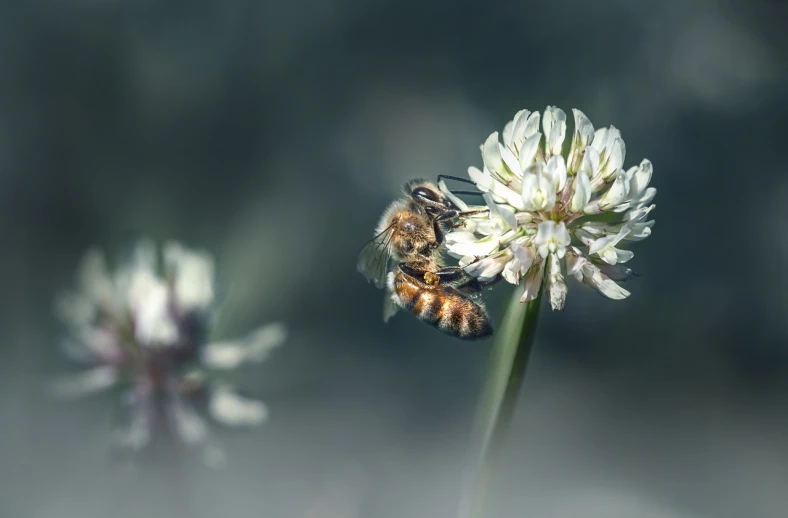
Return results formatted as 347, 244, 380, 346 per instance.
398, 262, 429, 282
455, 274, 503, 294
430, 208, 490, 246
398, 263, 464, 287
432, 267, 466, 285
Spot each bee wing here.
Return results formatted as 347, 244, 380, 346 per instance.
357, 225, 395, 289
382, 289, 399, 322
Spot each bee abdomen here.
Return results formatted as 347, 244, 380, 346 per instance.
391, 272, 493, 339
435, 289, 493, 339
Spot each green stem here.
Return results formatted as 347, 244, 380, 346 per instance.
461, 287, 543, 518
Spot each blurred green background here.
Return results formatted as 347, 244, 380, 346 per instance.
1, 0, 787, 517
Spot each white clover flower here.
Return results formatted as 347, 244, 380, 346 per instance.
442, 107, 656, 310
51, 240, 287, 467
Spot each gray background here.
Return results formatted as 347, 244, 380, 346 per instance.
1, 0, 787, 517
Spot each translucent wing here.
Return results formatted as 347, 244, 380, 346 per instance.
382, 289, 399, 322
357, 224, 394, 289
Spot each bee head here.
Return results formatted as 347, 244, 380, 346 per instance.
404, 179, 448, 209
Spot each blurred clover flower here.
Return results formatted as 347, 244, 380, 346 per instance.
51, 240, 287, 467
441, 106, 656, 310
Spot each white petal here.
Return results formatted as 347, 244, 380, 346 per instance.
624, 203, 656, 223
444, 231, 479, 243
606, 137, 626, 176
547, 254, 567, 310
591, 127, 625, 180
520, 260, 545, 303
588, 233, 619, 256
579, 221, 607, 237
468, 165, 494, 191
581, 263, 631, 300
502, 118, 515, 150
623, 221, 654, 241
521, 162, 556, 212
244, 322, 288, 362
523, 111, 541, 140
590, 127, 610, 154
438, 180, 470, 211
534, 221, 554, 258
534, 221, 570, 259
615, 249, 635, 263
209, 388, 268, 426
518, 132, 542, 170
600, 247, 620, 265
458, 255, 475, 268
445, 233, 501, 257
616, 187, 658, 213
77, 326, 124, 362
569, 172, 592, 213
515, 212, 534, 226
500, 146, 522, 177
583, 147, 603, 191
48, 366, 118, 399
132, 275, 179, 345
468, 166, 525, 210
510, 242, 535, 273
588, 224, 633, 258
564, 248, 586, 282
572, 109, 595, 146
502, 257, 522, 284
202, 322, 287, 369
542, 106, 567, 158
567, 109, 595, 173
472, 218, 498, 235
464, 253, 509, 282
508, 109, 532, 152
164, 242, 215, 312
482, 132, 511, 182
201, 340, 247, 369
598, 170, 631, 210
629, 159, 653, 198
555, 222, 571, 257
483, 193, 517, 231
545, 155, 567, 192
637, 187, 657, 207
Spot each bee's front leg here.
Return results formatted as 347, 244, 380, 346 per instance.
398, 263, 463, 287
431, 208, 490, 245
455, 274, 503, 294
398, 262, 430, 283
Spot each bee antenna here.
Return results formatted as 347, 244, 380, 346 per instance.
449, 190, 485, 197
437, 175, 477, 186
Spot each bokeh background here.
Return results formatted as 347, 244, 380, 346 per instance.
1, 0, 787, 516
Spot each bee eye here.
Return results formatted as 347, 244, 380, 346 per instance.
411, 187, 442, 204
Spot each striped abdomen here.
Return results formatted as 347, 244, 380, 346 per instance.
389, 271, 493, 339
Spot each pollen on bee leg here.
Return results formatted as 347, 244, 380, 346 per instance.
424, 272, 439, 285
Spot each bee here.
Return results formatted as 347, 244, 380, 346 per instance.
357, 178, 494, 339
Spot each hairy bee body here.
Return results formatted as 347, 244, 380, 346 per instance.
358, 179, 494, 340
387, 269, 493, 339
376, 198, 437, 262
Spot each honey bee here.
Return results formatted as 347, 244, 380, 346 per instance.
357, 178, 494, 339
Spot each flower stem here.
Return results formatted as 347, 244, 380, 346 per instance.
460, 287, 543, 518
